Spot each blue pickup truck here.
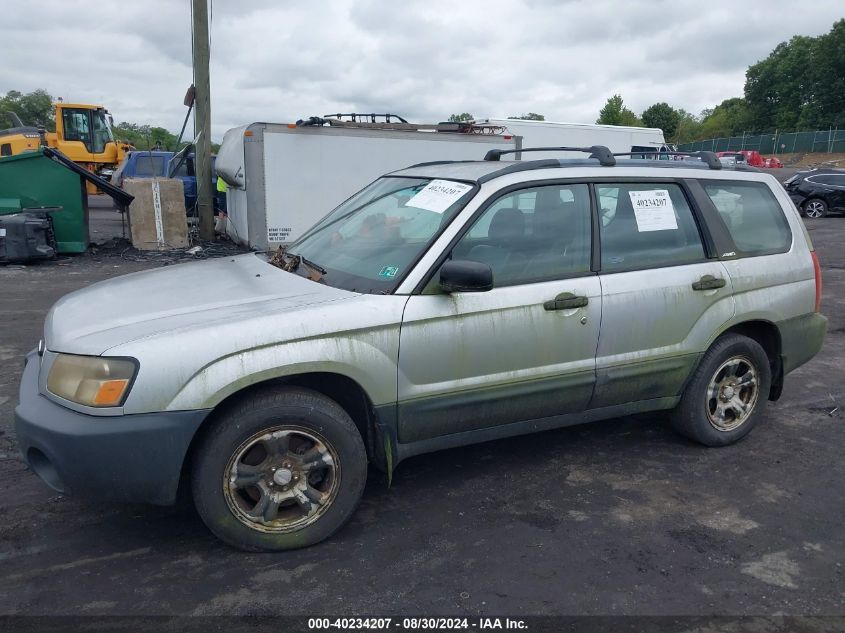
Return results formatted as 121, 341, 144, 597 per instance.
111, 150, 223, 213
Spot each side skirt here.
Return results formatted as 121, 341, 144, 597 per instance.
373, 396, 680, 471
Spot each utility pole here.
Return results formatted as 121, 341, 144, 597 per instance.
192, 0, 214, 240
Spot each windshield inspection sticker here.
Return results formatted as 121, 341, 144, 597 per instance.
628, 189, 678, 232
378, 266, 400, 279
406, 180, 473, 214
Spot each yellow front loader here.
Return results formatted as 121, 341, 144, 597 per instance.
0, 102, 133, 193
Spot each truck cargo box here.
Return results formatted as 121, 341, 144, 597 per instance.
215, 121, 519, 249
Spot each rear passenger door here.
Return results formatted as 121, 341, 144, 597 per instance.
591, 181, 736, 409
816, 174, 845, 209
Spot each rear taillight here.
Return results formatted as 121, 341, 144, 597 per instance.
811, 251, 822, 312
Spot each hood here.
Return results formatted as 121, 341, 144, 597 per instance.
45, 253, 355, 355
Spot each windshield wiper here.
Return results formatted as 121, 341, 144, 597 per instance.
268, 246, 326, 281
289, 252, 327, 276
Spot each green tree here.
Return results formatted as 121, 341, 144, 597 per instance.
0, 89, 55, 130
744, 19, 845, 131
448, 113, 474, 122
112, 122, 183, 151
596, 95, 642, 126
508, 113, 545, 120
640, 102, 681, 140
673, 109, 702, 144
698, 98, 751, 138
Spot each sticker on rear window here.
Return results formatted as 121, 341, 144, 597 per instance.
628, 189, 678, 232
378, 266, 400, 278
406, 180, 472, 214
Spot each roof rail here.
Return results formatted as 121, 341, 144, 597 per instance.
614, 150, 722, 170
484, 146, 616, 166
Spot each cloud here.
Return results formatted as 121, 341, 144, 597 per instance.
2, 0, 842, 140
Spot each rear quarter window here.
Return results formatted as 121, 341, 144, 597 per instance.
702, 181, 791, 256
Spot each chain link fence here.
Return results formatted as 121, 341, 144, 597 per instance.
679, 129, 845, 154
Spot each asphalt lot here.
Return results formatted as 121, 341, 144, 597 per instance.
0, 197, 843, 620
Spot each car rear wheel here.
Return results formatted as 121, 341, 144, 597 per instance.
670, 334, 771, 446
191, 386, 367, 551
802, 198, 828, 218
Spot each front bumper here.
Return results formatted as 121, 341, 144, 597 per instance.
14, 351, 210, 506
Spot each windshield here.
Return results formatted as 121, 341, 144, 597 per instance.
281, 176, 476, 293
92, 110, 114, 154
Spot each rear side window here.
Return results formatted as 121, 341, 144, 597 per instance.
702, 182, 791, 256
811, 174, 845, 187
598, 183, 705, 271
134, 155, 166, 177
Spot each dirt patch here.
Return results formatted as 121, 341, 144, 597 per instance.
777, 152, 845, 169
741, 551, 801, 589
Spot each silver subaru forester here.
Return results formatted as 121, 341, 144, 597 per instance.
15, 148, 827, 551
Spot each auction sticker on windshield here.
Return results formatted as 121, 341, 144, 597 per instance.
628, 189, 678, 232
406, 180, 473, 214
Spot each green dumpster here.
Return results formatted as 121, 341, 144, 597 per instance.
0, 147, 132, 254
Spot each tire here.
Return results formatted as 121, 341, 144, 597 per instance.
670, 334, 771, 447
802, 198, 828, 218
191, 386, 367, 551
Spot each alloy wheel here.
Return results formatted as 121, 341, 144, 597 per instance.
223, 426, 340, 533
705, 356, 759, 432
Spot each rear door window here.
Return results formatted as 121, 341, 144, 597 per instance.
597, 182, 705, 271
702, 181, 791, 256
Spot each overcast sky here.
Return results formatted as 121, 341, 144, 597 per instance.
3, 1, 842, 140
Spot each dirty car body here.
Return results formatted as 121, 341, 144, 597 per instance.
15, 152, 827, 550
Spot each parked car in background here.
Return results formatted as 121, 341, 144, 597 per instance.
763, 156, 783, 169
716, 152, 747, 167
111, 150, 173, 188
15, 147, 827, 551
784, 168, 845, 218
111, 150, 221, 214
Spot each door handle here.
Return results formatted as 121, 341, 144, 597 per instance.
544, 293, 589, 311
692, 275, 726, 291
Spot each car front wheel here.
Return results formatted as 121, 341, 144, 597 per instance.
802, 198, 828, 218
671, 334, 771, 446
191, 386, 368, 551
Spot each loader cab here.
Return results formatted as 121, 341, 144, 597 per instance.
55, 104, 116, 157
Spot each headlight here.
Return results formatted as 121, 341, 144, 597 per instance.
47, 354, 138, 407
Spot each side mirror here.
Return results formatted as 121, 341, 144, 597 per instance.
440, 259, 493, 293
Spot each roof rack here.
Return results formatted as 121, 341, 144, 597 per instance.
323, 113, 409, 123
296, 115, 423, 130
484, 146, 616, 166
613, 150, 722, 170
295, 115, 510, 135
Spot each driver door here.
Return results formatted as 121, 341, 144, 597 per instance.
396, 183, 601, 443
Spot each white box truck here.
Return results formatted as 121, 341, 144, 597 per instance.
475, 118, 672, 159
215, 121, 519, 249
